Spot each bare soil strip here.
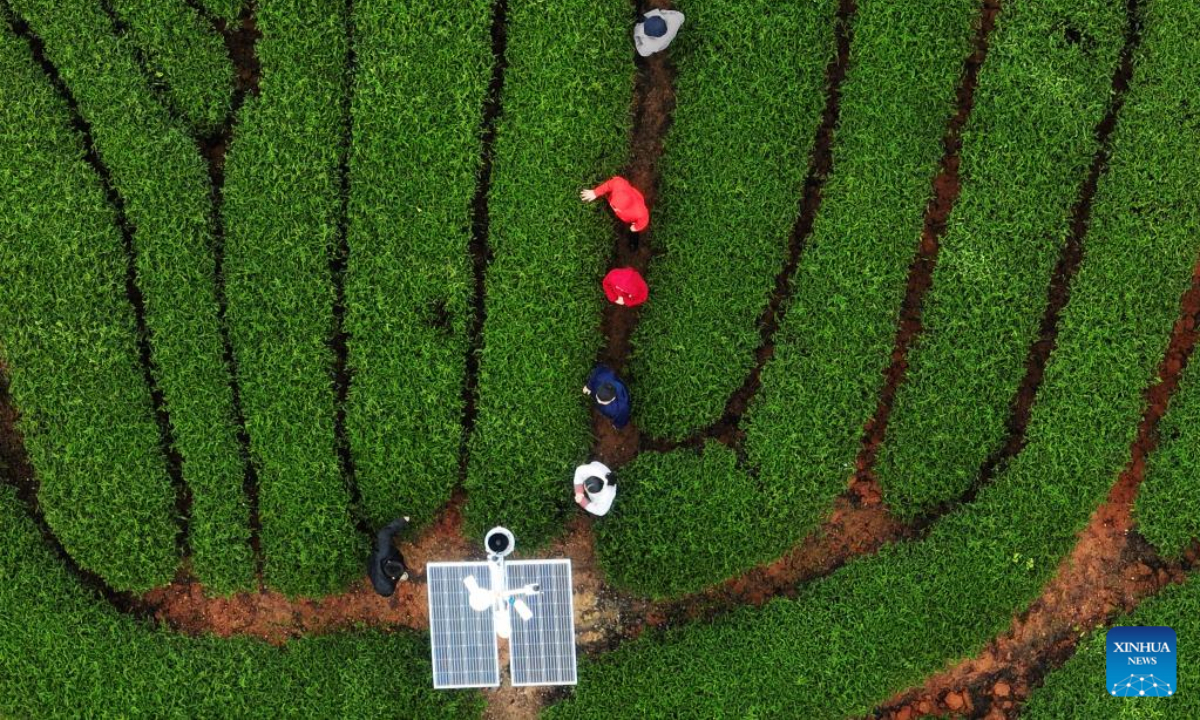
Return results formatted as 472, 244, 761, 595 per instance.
332, 0, 372, 540
854, 0, 1001, 493
198, 0, 263, 578
874, 254, 1200, 720
463, 0, 509, 486
484, 1, 682, 715
3, 8, 192, 554
588, 0, 679, 470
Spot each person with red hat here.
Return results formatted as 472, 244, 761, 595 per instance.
603, 267, 648, 307
580, 176, 650, 232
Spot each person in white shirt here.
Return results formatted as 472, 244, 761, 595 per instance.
573, 461, 617, 516
633, 9, 685, 57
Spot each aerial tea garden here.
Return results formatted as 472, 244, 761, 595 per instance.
1, 0, 1198, 717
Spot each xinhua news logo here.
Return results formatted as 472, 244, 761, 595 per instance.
1106, 626, 1176, 697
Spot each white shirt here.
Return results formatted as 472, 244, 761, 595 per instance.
633, 10, 685, 57
573, 461, 616, 516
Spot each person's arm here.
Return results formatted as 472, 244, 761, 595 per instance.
591, 178, 615, 197
377, 516, 410, 548
583, 365, 605, 393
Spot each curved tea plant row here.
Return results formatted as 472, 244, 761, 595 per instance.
1135, 318, 1200, 557
10, 0, 254, 592
0, 485, 481, 719
222, 0, 360, 595
107, 0, 234, 134
464, 0, 632, 545
625, 0, 838, 440
546, 0, 1200, 711
598, 0, 981, 597
0, 25, 176, 591
876, 0, 1129, 519
345, 0, 493, 528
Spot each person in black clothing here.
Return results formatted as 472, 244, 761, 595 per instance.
368, 516, 411, 597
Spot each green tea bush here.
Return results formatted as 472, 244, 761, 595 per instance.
597, 0, 981, 596
0, 485, 482, 719
196, 0, 242, 23
108, 0, 234, 134
1137, 361, 1200, 558
548, 2, 1200, 711
0, 27, 176, 591
223, 0, 360, 595
595, 444, 778, 598
876, 0, 1128, 519
13, 0, 254, 593
464, 0, 632, 544
1128, 0, 1200, 556
345, 0, 492, 527
1026, 575, 1200, 717
626, 0, 837, 440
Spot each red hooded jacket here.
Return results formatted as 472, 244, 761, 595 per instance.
591, 177, 650, 232
603, 268, 649, 307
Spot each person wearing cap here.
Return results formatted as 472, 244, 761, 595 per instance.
634, 9, 685, 57
603, 267, 649, 307
573, 461, 617, 516
580, 176, 650, 232
368, 516, 411, 597
582, 364, 632, 429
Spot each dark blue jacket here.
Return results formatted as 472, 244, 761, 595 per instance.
585, 365, 631, 429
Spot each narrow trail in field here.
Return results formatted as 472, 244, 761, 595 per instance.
331, 0, 373, 541
875, 252, 1200, 720
589, 0, 678, 471
2, 8, 191, 555
198, 0, 263, 578
462, 0, 508, 493
853, 0, 1001, 498
481, 2, 683, 718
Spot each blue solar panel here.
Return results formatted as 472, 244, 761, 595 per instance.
427, 562, 499, 689
507, 560, 577, 686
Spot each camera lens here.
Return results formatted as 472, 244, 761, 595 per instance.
487, 533, 510, 553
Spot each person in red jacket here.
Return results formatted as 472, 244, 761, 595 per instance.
580, 176, 650, 232
603, 267, 648, 307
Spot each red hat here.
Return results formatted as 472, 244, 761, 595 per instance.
603, 268, 648, 307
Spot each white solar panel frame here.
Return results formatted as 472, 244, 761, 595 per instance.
507, 559, 577, 687
427, 562, 500, 689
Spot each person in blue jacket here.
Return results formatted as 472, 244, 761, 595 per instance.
583, 364, 631, 429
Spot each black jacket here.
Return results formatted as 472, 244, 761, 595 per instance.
368, 518, 410, 597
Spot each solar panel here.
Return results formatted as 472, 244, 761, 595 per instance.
507, 559, 577, 686
427, 562, 500, 689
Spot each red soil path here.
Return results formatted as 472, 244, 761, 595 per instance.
876, 258, 1200, 719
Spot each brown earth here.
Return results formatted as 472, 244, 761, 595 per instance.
875, 257, 1200, 719
4, 0, 1200, 718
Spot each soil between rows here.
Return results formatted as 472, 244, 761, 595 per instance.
1, 0, 1199, 718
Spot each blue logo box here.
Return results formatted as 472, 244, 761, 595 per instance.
1106, 626, 1176, 697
